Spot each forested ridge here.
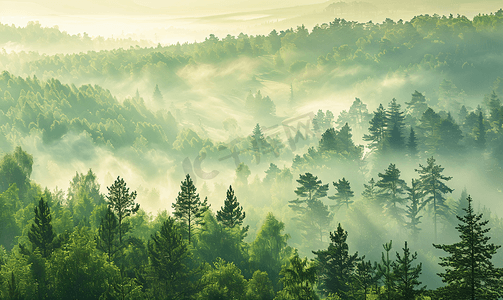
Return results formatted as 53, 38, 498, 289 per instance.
1, 9, 503, 300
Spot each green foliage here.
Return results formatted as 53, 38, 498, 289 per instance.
28, 197, 56, 258
48, 226, 119, 300
197, 258, 247, 300
194, 211, 249, 275
275, 252, 318, 300
433, 196, 503, 299
376, 164, 407, 224
329, 177, 355, 210
172, 174, 206, 244
313, 223, 359, 299
415, 157, 453, 241
216, 185, 247, 230
247, 270, 275, 300
391, 241, 425, 300
0, 184, 20, 249
106, 176, 139, 244
97, 207, 120, 262
250, 213, 292, 291
148, 217, 194, 299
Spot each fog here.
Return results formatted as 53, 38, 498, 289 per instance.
1, 0, 503, 297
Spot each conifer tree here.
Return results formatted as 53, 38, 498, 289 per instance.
475, 111, 486, 149
378, 241, 395, 300
28, 197, 56, 258
289, 173, 331, 243
97, 207, 120, 262
329, 177, 354, 210
362, 178, 377, 202
376, 164, 407, 224
313, 223, 359, 299
407, 127, 418, 159
148, 217, 194, 299
363, 104, 387, 152
216, 185, 246, 229
152, 84, 163, 103
172, 174, 205, 244
354, 259, 377, 300
250, 123, 269, 163
405, 179, 425, 241
415, 157, 452, 241
386, 98, 406, 151
405, 91, 428, 120
433, 196, 503, 300
392, 241, 425, 300
106, 176, 139, 243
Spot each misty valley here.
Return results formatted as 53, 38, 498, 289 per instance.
0, 4, 503, 300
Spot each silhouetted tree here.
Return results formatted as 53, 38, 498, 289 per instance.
329, 177, 354, 210
392, 241, 425, 300
172, 174, 205, 244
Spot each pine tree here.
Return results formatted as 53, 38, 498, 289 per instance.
172, 174, 205, 244
475, 111, 486, 149
106, 176, 139, 244
152, 84, 163, 103
407, 127, 418, 159
386, 98, 406, 151
289, 173, 331, 243
405, 91, 428, 121
378, 241, 395, 300
28, 197, 56, 257
433, 196, 503, 300
313, 223, 359, 299
392, 241, 425, 300
329, 177, 354, 210
354, 259, 377, 300
318, 128, 338, 152
216, 185, 246, 229
415, 157, 453, 241
363, 104, 387, 152
97, 207, 120, 262
376, 164, 407, 224
405, 179, 425, 241
250, 123, 269, 164
362, 178, 377, 203
148, 217, 193, 299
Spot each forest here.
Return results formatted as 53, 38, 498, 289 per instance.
1, 5, 503, 300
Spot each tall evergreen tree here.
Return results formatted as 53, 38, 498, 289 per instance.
363, 104, 387, 152
97, 207, 120, 262
433, 196, 503, 300
475, 111, 486, 149
106, 176, 139, 243
415, 157, 453, 241
392, 241, 425, 300
386, 98, 406, 151
329, 177, 354, 210
362, 178, 377, 203
172, 174, 205, 244
407, 127, 418, 159
250, 123, 269, 164
28, 197, 56, 258
378, 241, 395, 300
148, 217, 194, 299
313, 223, 359, 299
405, 179, 425, 241
216, 185, 247, 229
354, 259, 377, 300
152, 84, 163, 103
376, 164, 407, 224
289, 173, 331, 244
